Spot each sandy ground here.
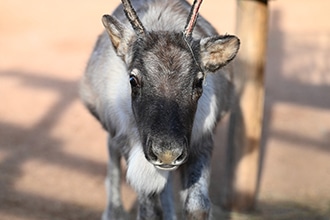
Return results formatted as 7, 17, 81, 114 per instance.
1, 0, 330, 219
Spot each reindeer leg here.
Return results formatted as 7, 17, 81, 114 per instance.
181, 159, 211, 220
160, 173, 176, 220
181, 139, 213, 220
102, 135, 128, 220
137, 193, 163, 220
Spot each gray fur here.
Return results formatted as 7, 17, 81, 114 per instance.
80, 0, 239, 219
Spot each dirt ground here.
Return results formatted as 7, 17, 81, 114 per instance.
1, 0, 330, 219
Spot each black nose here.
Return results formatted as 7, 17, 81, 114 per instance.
146, 137, 188, 170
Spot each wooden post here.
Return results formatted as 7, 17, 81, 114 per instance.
223, 0, 268, 211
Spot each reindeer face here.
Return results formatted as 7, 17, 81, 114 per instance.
126, 32, 203, 170
101, 0, 239, 170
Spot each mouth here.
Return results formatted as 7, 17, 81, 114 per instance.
155, 164, 178, 171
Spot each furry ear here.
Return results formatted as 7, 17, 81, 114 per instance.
200, 35, 240, 72
102, 14, 134, 58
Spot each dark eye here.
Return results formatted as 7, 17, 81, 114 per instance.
193, 72, 204, 99
196, 77, 203, 88
195, 72, 204, 89
130, 74, 139, 87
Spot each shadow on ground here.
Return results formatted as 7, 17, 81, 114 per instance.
0, 70, 105, 220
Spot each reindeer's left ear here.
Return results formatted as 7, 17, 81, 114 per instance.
200, 35, 240, 72
102, 14, 134, 58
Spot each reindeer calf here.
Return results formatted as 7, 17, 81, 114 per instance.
80, 0, 239, 219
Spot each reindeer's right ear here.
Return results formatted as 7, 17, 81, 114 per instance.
102, 15, 134, 57
200, 35, 240, 72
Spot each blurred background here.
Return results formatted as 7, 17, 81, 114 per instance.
0, 0, 329, 219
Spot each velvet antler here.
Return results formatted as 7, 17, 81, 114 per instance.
183, 0, 204, 38
121, 0, 145, 37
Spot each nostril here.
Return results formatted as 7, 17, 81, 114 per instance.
146, 137, 159, 162
174, 149, 187, 165
176, 152, 184, 163
147, 147, 159, 162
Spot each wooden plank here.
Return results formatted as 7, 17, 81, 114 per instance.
223, 0, 269, 211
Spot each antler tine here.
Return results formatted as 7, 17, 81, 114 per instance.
121, 0, 145, 36
183, 0, 204, 38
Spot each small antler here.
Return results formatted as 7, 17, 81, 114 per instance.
183, 0, 204, 38
121, 0, 145, 37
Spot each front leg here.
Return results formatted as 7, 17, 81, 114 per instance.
181, 158, 211, 220
160, 174, 176, 220
137, 193, 163, 220
102, 135, 128, 220
181, 147, 212, 220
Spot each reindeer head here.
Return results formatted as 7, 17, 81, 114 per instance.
102, 0, 240, 170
